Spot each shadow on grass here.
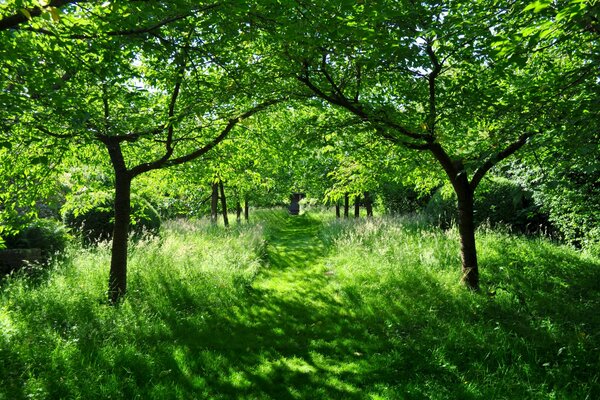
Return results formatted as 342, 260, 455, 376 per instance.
2, 213, 600, 399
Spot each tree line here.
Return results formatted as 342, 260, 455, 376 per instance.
1, 0, 598, 303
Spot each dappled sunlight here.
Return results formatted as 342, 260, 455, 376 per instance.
1, 211, 599, 398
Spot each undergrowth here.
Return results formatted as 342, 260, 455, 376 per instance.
1, 211, 598, 399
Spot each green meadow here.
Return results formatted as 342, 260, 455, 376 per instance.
1, 210, 599, 399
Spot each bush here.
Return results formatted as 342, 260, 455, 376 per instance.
380, 181, 431, 214
3, 218, 71, 260
63, 192, 161, 244
424, 177, 550, 233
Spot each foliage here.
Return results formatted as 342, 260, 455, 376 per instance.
2, 218, 70, 260
62, 192, 161, 244
0, 0, 598, 297
380, 181, 432, 215
424, 176, 549, 233
505, 115, 600, 254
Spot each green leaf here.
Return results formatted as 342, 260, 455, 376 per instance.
20, 8, 32, 20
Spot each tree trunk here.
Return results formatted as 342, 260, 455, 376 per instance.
364, 191, 373, 217
354, 194, 360, 218
454, 177, 479, 290
335, 203, 340, 219
108, 171, 132, 304
236, 200, 242, 223
344, 193, 349, 218
219, 179, 229, 227
244, 198, 249, 221
211, 182, 218, 224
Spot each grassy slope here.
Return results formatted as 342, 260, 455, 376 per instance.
0, 211, 599, 399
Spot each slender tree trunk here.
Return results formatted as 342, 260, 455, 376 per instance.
211, 182, 218, 224
108, 170, 132, 304
364, 191, 373, 217
244, 198, 249, 221
354, 194, 360, 218
344, 193, 349, 218
236, 200, 242, 223
219, 179, 229, 227
454, 177, 479, 290
335, 202, 340, 219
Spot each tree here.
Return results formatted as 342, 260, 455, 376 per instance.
260, 0, 597, 289
2, 1, 281, 303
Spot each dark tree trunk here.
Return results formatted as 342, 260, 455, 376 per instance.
108, 170, 132, 304
236, 200, 242, 223
335, 203, 340, 219
344, 193, 349, 218
429, 144, 480, 291
219, 179, 229, 227
454, 176, 479, 290
364, 191, 373, 217
244, 198, 249, 221
211, 182, 219, 224
354, 194, 360, 218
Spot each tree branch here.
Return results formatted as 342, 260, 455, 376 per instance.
298, 63, 426, 142
129, 99, 282, 177
470, 131, 535, 190
0, 0, 85, 31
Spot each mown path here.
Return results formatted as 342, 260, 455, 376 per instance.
189, 213, 389, 399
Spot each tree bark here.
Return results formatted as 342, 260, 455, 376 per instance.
335, 203, 340, 219
211, 182, 219, 224
364, 191, 373, 217
344, 193, 349, 218
236, 200, 242, 223
454, 176, 479, 290
244, 198, 249, 221
108, 170, 132, 304
354, 194, 360, 218
219, 180, 229, 227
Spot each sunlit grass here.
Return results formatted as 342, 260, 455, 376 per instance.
1, 210, 599, 399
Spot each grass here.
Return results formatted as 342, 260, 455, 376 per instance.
1, 210, 599, 399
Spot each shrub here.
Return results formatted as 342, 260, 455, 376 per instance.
63, 192, 161, 244
3, 218, 71, 260
380, 181, 431, 214
424, 177, 550, 233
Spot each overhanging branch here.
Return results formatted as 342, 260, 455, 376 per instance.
129, 98, 282, 177
470, 131, 536, 190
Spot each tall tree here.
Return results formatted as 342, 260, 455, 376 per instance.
260, 0, 598, 289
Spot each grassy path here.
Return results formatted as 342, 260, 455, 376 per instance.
188, 212, 382, 399
3, 211, 599, 399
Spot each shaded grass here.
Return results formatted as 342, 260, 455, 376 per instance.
1, 211, 599, 399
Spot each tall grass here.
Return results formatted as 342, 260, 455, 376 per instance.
317, 214, 600, 399
1, 211, 599, 399
0, 219, 265, 400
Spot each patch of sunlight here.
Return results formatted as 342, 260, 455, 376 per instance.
369, 394, 388, 400
225, 370, 252, 389
324, 375, 360, 394
173, 346, 192, 378
309, 351, 362, 374
256, 358, 275, 378
0, 307, 16, 341
419, 248, 438, 267
282, 356, 317, 374
272, 327, 286, 336
257, 356, 318, 379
